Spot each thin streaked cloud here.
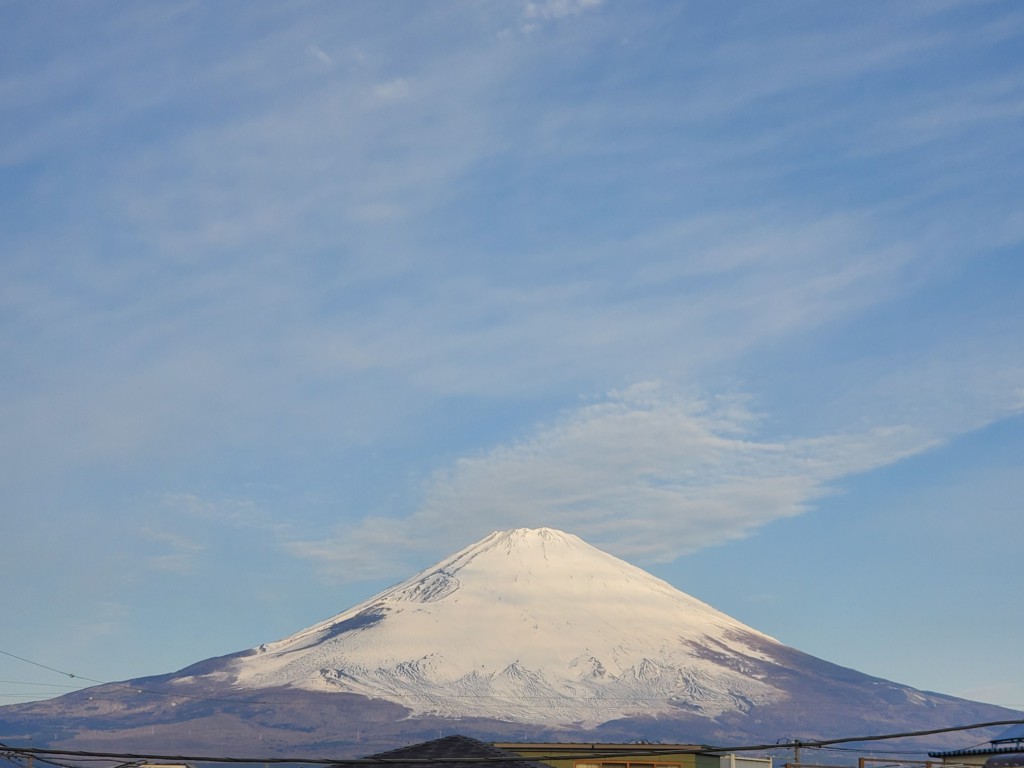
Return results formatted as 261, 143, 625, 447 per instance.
288, 383, 945, 580
2, 0, 1022, 710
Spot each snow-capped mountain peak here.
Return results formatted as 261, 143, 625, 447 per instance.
226, 528, 784, 726
14, 527, 1020, 755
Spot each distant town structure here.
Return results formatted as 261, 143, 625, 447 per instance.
363, 735, 558, 768
720, 755, 773, 768
930, 724, 1024, 768
494, 741, 771, 768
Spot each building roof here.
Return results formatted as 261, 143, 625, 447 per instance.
362, 735, 554, 768
994, 725, 1024, 746
929, 724, 1024, 761
930, 746, 1024, 759
929, 723, 1024, 759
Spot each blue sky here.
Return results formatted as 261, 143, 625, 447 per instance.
2, 1, 1023, 716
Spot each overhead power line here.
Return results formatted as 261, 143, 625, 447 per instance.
1, 718, 1022, 766
0, 650, 103, 685
0, 649, 267, 707
707, 718, 1024, 754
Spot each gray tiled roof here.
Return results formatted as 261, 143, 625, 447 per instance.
929, 723, 1024, 758
361, 735, 553, 768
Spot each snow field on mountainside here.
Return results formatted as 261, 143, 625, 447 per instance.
228, 528, 784, 724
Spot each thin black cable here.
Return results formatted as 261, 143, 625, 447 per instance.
0, 753, 68, 768
811, 746, 936, 756
702, 718, 1024, 754
2, 717, 1023, 765
0, 651, 103, 685
18, 753, 84, 768
0, 650, 267, 707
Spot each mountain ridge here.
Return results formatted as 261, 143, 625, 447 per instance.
222, 527, 784, 725
1, 527, 1019, 756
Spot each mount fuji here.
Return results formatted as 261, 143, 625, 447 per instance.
232, 527, 783, 726
1, 528, 1018, 756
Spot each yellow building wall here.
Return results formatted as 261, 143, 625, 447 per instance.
494, 743, 721, 768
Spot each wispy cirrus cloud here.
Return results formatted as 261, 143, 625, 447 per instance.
162, 492, 273, 530
287, 382, 943, 581
524, 0, 602, 22
3, 0, 1024, 712
80, 602, 131, 641
374, 77, 412, 101
306, 44, 333, 66
141, 529, 204, 574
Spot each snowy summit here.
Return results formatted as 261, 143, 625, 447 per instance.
225, 527, 783, 726
9, 527, 1019, 751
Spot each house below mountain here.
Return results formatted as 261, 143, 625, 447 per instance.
929, 724, 1024, 768
364, 736, 772, 768
494, 741, 772, 768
